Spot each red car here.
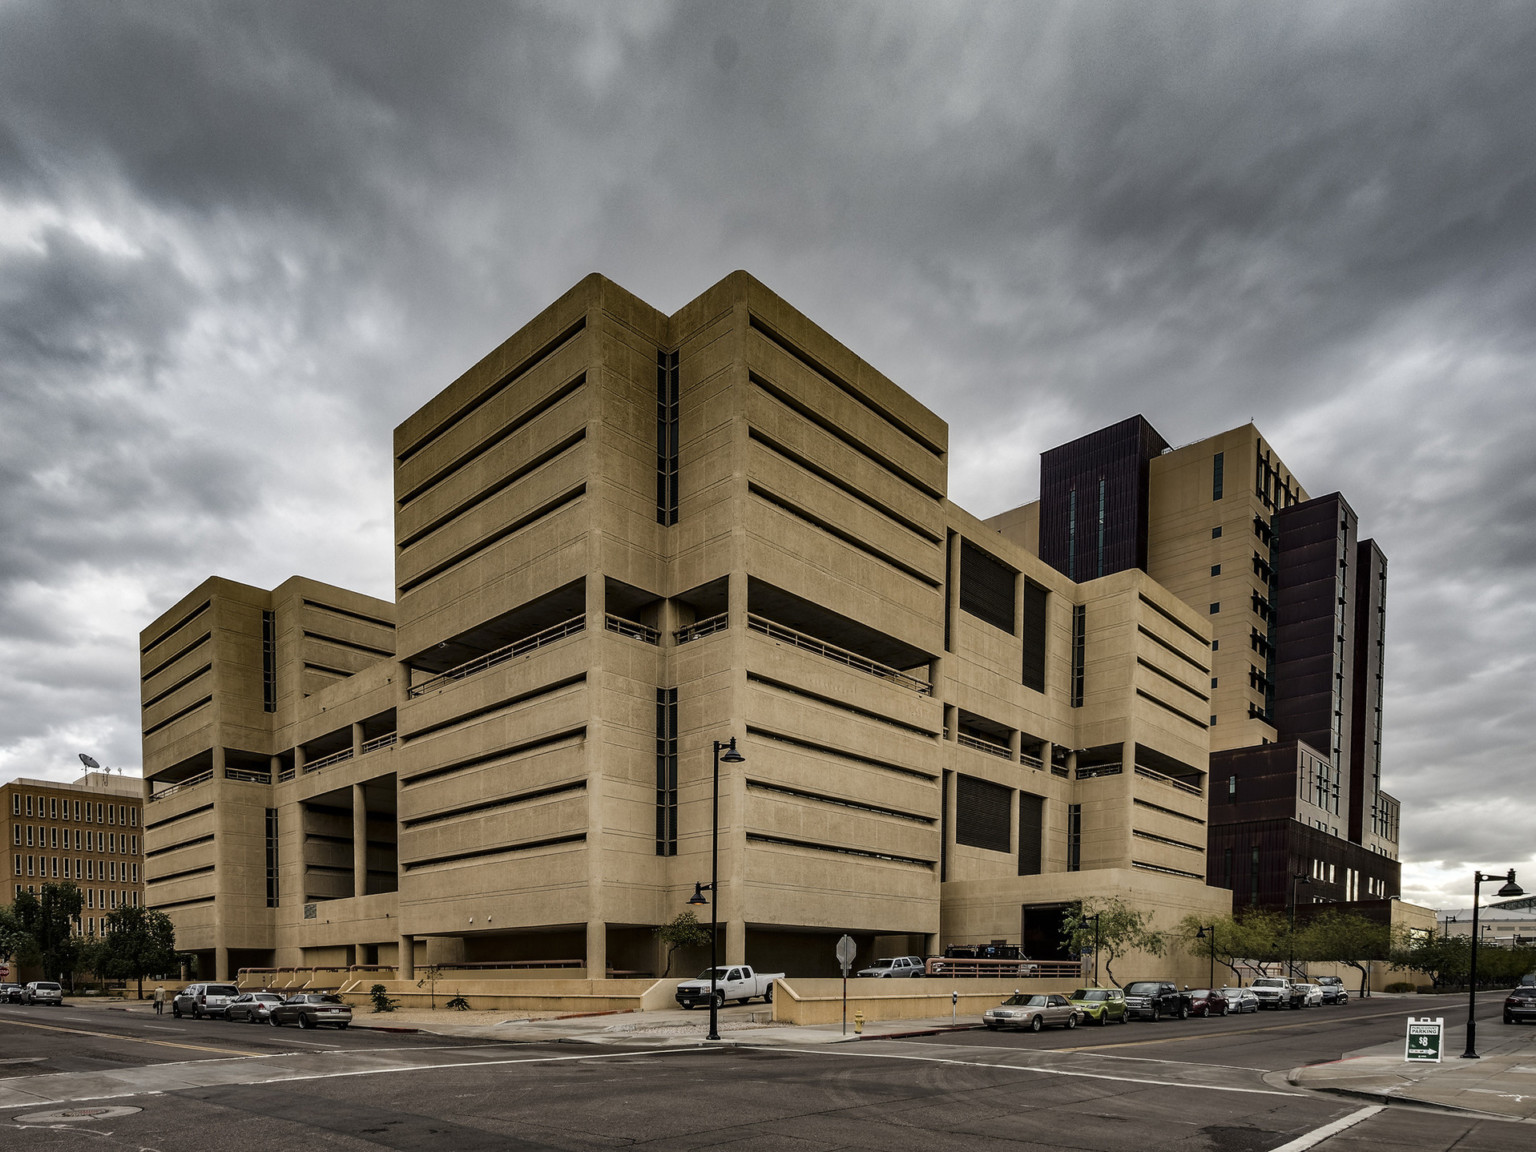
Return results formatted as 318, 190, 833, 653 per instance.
1184, 988, 1230, 1017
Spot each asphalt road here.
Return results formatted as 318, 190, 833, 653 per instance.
0, 995, 1528, 1151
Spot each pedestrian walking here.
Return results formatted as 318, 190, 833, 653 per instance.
154, 985, 165, 1015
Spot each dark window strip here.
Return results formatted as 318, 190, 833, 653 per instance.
1135, 657, 1209, 702
142, 696, 213, 738
746, 780, 934, 824
301, 599, 393, 630
746, 832, 934, 869
141, 663, 212, 710
748, 484, 940, 588
1132, 798, 1206, 826
146, 864, 216, 885
1135, 689, 1210, 730
141, 632, 211, 682
403, 833, 586, 871
744, 726, 937, 781
400, 728, 586, 787
1137, 625, 1210, 674
401, 677, 586, 744
145, 833, 216, 859
1132, 829, 1206, 853
145, 802, 215, 831
303, 631, 395, 659
746, 674, 939, 739
1138, 593, 1210, 646
401, 780, 586, 828
397, 485, 586, 595
141, 601, 211, 656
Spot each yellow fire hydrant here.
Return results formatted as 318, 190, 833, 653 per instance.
854, 1010, 865, 1034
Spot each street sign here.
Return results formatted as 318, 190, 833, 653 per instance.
835, 934, 857, 974
1405, 1017, 1443, 1062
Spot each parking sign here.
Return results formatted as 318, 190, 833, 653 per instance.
1405, 1017, 1443, 1062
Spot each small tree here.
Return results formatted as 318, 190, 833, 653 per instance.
1296, 911, 1389, 998
1061, 897, 1166, 988
1176, 915, 1249, 986
1232, 908, 1291, 977
9, 884, 85, 987
370, 983, 399, 1012
1390, 930, 1469, 989
93, 907, 178, 999
654, 911, 710, 977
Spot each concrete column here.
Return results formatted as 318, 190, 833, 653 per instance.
352, 784, 367, 899
215, 946, 230, 982
293, 744, 306, 774
586, 920, 607, 979
1009, 729, 1022, 763
726, 919, 746, 966
1121, 739, 1136, 775
925, 932, 941, 959
945, 531, 961, 653
396, 660, 412, 705
351, 722, 364, 759
212, 746, 226, 778
727, 568, 748, 629
398, 934, 414, 981
943, 703, 958, 741
1038, 740, 1052, 774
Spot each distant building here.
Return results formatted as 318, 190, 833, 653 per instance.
3, 771, 144, 938
988, 420, 1402, 916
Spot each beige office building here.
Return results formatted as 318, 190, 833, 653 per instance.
4, 771, 145, 939
141, 272, 1235, 983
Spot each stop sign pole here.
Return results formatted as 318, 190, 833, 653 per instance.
836, 934, 856, 1035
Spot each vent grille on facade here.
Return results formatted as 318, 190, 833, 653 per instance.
1017, 792, 1043, 875
1070, 604, 1086, 707
959, 539, 1015, 633
656, 350, 680, 525
1021, 579, 1048, 693
655, 687, 678, 855
261, 610, 277, 712
955, 773, 1011, 853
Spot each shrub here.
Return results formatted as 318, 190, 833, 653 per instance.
446, 994, 471, 1011
369, 983, 400, 1013
1383, 982, 1417, 994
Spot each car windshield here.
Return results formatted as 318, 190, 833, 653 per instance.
695, 969, 734, 980
1125, 982, 1162, 995
1002, 994, 1048, 1006
314, 994, 345, 1004
207, 985, 238, 996
35, 983, 60, 991
1070, 989, 1108, 1001
1253, 979, 1285, 987
868, 960, 896, 968
1188, 989, 1211, 997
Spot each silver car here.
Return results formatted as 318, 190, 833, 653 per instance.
1220, 987, 1260, 1014
1292, 982, 1324, 1007
23, 981, 63, 1006
983, 993, 1080, 1032
226, 992, 286, 1023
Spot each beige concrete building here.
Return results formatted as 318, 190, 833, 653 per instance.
141, 272, 1233, 985
4, 770, 144, 938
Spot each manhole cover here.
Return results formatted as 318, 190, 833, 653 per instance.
14, 1106, 142, 1123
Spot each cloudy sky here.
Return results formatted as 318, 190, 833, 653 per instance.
2, 1, 1532, 911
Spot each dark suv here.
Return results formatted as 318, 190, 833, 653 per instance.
1122, 980, 1190, 1021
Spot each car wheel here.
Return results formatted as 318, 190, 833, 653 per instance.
1149, 1005, 1160, 1022
172, 1005, 182, 1019
1177, 1003, 1189, 1020
338, 1023, 348, 1030
299, 1013, 315, 1030
1029, 1015, 1043, 1033
1197, 1004, 1208, 1017
985, 1023, 998, 1030
711, 992, 724, 1010
1097, 1009, 1109, 1026
764, 985, 773, 1003
1505, 1013, 1515, 1024
194, 1006, 204, 1020
1065, 1014, 1077, 1030
269, 1014, 280, 1027
680, 1002, 693, 1010
1219, 1003, 1229, 1016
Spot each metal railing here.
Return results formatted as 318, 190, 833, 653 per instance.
1135, 765, 1203, 796
277, 766, 295, 783
747, 614, 932, 694
604, 614, 659, 644
303, 748, 352, 773
674, 613, 728, 644
1051, 765, 1070, 778
361, 733, 397, 754
1076, 764, 1123, 780
409, 616, 586, 696
149, 770, 213, 802
1020, 753, 1044, 770
924, 957, 1082, 979
224, 768, 271, 785
957, 733, 1010, 759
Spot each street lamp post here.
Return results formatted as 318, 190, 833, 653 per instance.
1289, 871, 1313, 981
687, 737, 745, 1042
1195, 925, 1216, 990
1461, 868, 1523, 1060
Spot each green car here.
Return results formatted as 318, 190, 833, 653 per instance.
1068, 987, 1128, 1025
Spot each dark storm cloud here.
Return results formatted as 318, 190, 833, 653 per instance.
0, 0, 1532, 904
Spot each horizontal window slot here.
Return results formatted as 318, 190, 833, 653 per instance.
141, 633, 210, 682
1132, 829, 1206, 853
145, 802, 215, 832
146, 863, 216, 885
1138, 593, 1210, 647
748, 315, 944, 457
397, 484, 586, 595
745, 726, 937, 782
1135, 689, 1210, 730
398, 371, 587, 505
146, 833, 216, 858
145, 895, 215, 911
1133, 798, 1206, 826
142, 696, 213, 738
402, 676, 587, 744
302, 599, 393, 630
747, 675, 939, 739
748, 427, 942, 544
141, 663, 212, 710
1137, 625, 1210, 674
1135, 657, 1209, 702
303, 662, 354, 679
303, 631, 395, 660
748, 371, 943, 500
399, 428, 586, 549
403, 832, 586, 871
748, 484, 940, 588
747, 832, 934, 869
747, 779, 934, 824
397, 318, 586, 465
1132, 860, 1205, 880
141, 600, 210, 656
402, 780, 586, 828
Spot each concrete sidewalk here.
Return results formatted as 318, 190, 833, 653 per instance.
1288, 1011, 1536, 1122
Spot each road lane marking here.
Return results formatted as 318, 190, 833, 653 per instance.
1058, 1005, 1465, 1053
1266, 1104, 1383, 1151
753, 1045, 1305, 1096
0, 1017, 263, 1058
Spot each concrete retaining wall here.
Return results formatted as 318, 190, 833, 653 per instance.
771, 976, 1078, 1025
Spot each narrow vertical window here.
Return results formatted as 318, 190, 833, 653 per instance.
1070, 605, 1086, 707
1066, 804, 1082, 872
1250, 845, 1260, 905
655, 688, 678, 856
1066, 489, 1077, 580
656, 350, 680, 525
265, 808, 279, 907
1213, 452, 1225, 501
1020, 580, 1049, 693
1095, 476, 1106, 578
262, 609, 277, 713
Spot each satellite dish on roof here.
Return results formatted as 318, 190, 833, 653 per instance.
79, 754, 100, 770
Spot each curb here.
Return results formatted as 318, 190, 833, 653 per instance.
1298, 1083, 1525, 1122
855, 1023, 985, 1040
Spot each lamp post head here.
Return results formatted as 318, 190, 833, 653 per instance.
1497, 871, 1524, 899
686, 882, 709, 907
718, 738, 745, 764
1196, 925, 1208, 940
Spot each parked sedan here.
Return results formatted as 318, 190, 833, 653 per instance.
0, 982, 25, 1003
1184, 988, 1229, 1017
226, 992, 286, 1024
1220, 987, 1260, 1014
23, 981, 63, 1006
1067, 988, 1127, 1026
269, 993, 352, 1030
983, 993, 1080, 1032
1292, 983, 1324, 1007
1504, 986, 1536, 1025
1315, 976, 1349, 1005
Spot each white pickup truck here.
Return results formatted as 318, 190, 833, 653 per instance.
674, 965, 783, 1009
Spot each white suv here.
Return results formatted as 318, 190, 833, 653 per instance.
857, 956, 926, 978
23, 981, 63, 1006
173, 983, 241, 1019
